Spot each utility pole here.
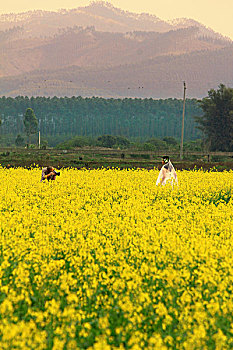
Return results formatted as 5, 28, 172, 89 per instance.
38, 130, 41, 149
180, 81, 186, 160
38, 119, 41, 149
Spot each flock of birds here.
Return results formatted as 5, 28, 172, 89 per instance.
22, 77, 145, 92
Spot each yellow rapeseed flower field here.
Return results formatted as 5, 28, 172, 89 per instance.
0, 167, 233, 349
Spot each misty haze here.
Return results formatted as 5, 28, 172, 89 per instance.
0, 1, 232, 98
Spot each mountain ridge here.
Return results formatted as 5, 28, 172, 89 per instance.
0, 2, 231, 40
0, 2, 232, 98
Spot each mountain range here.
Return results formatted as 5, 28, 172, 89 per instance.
0, 1, 232, 98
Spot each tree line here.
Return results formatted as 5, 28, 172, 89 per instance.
0, 96, 201, 142
1, 85, 232, 151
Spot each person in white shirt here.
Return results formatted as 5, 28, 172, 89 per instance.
156, 156, 178, 186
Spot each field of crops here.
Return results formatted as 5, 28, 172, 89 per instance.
0, 167, 233, 349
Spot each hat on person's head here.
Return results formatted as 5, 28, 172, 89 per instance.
162, 156, 169, 163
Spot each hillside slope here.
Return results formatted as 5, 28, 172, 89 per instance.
0, 2, 232, 98
1, 46, 233, 98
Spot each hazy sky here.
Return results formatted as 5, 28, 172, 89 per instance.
1, 0, 233, 39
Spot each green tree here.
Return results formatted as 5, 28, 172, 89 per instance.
145, 138, 166, 149
23, 108, 38, 146
196, 84, 233, 151
163, 137, 178, 147
15, 134, 25, 147
56, 136, 93, 150
40, 137, 48, 150
114, 136, 130, 148
97, 135, 130, 148
97, 135, 117, 148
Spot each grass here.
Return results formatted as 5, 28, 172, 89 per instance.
0, 149, 232, 170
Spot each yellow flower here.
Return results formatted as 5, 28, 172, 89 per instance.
0, 167, 233, 349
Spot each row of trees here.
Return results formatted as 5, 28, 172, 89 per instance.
0, 85, 232, 151
56, 134, 202, 151
0, 96, 201, 140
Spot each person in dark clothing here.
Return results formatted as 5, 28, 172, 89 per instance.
40, 166, 60, 182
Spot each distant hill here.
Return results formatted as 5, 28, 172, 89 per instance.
0, 2, 232, 98
0, 2, 230, 39
1, 46, 233, 98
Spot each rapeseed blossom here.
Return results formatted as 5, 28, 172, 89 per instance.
0, 167, 233, 349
